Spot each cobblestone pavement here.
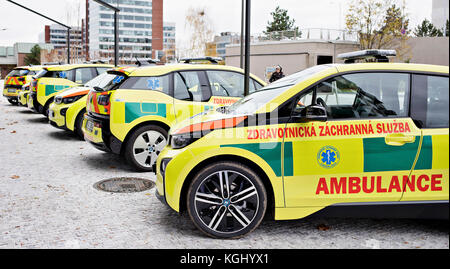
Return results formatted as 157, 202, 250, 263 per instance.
0, 97, 448, 249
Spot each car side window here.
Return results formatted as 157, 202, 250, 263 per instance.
119, 75, 170, 95
46, 70, 75, 80
206, 70, 255, 97
411, 74, 449, 128
174, 71, 203, 102
312, 73, 410, 119
75, 68, 96, 84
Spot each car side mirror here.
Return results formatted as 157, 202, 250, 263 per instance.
18, 77, 25, 82
293, 104, 328, 123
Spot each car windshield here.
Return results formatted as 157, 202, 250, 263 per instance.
87, 72, 126, 92
34, 69, 48, 79
225, 65, 332, 115
7, 69, 29, 77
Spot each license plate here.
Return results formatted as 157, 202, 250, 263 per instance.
7, 89, 16, 93
86, 120, 94, 132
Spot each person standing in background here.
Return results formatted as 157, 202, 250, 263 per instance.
269, 65, 285, 83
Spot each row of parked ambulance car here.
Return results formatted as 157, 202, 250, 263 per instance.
2, 51, 449, 238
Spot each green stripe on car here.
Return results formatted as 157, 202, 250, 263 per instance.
125, 102, 167, 123
221, 142, 293, 177
363, 136, 432, 172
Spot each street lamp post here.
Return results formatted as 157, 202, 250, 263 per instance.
92, 0, 120, 67
240, 0, 245, 69
243, 0, 251, 96
6, 0, 72, 64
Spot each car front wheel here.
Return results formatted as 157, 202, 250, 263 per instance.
187, 161, 267, 239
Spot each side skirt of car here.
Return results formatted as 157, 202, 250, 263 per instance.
309, 200, 449, 220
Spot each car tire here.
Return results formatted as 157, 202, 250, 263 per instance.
43, 99, 53, 118
8, 99, 18, 105
187, 161, 267, 239
124, 125, 168, 172
75, 109, 86, 140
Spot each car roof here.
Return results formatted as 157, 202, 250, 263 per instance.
15, 65, 43, 71
128, 64, 265, 84
44, 64, 114, 71
335, 63, 449, 75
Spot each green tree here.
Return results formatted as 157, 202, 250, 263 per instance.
24, 45, 41, 65
346, 0, 409, 49
413, 19, 443, 37
265, 6, 301, 38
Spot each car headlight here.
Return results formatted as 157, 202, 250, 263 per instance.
170, 133, 199, 149
160, 158, 172, 178
61, 95, 83, 104
54, 96, 63, 104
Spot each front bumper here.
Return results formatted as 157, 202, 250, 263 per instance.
48, 102, 70, 130
18, 90, 29, 106
155, 145, 195, 212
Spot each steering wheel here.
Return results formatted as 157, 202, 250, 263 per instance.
316, 98, 328, 111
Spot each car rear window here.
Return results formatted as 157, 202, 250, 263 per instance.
119, 75, 170, 95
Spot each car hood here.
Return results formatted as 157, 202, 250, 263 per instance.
170, 108, 249, 136
57, 86, 91, 98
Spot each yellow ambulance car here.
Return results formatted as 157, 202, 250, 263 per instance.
48, 70, 127, 138
83, 64, 265, 171
155, 51, 449, 238
3, 66, 42, 105
28, 63, 113, 116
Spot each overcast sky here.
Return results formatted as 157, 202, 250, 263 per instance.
0, 0, 433, 47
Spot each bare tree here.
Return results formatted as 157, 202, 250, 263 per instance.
184, 7, 214, 58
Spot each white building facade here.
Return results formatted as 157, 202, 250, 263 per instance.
87, 0, 174, 62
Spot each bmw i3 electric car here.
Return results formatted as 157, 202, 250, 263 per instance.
3, 66, 42, 105
155, 51, 449, 238
48, 70, 126, 138
28, 63, 113, 117
83, 63, 265, 172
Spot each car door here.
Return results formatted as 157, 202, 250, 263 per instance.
283, 72, 420, 207
173, 71, 212, 123
402, 74, 449, 202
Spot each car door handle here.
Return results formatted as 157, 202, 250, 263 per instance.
385, 134, 416, 146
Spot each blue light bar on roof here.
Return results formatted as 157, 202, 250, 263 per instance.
338, 49, 397, 63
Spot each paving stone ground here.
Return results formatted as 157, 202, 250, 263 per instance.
0, 91, 448, 249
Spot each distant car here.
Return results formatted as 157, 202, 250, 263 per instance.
83, 61, 266, 172
155, 52, 449, 239
2, 66, 42, 105
28, 63, 113, 117
48, 71, 125, 138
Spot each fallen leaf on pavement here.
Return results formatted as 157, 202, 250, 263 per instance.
10, 175, 20, 179
317, 223, 330, 231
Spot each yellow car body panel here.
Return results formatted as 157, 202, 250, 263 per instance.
109, 90, 176, 141
157, 63, 449, 221
65, 96, 88, 131
37, 77, 79, 107
48, 101, 70, 127
18, 89, 29, 106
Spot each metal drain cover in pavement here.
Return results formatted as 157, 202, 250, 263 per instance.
94, 177, 155, 193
